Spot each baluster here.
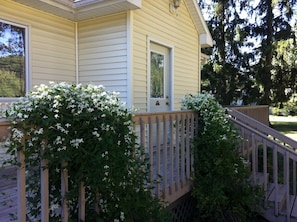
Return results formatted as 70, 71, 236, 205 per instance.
61, 162, 68, 222
175, 114, 180, 191
140, 118, 146, 160
78, 181, 85, 221
251, 133, 256, 183
273, 146, 278, 216
185, 113, 190, 182
285, 151, 290, 222
163, 115, 168, 199
293, 161, 296, 196
180, 114, 185, 188
263, 140, 268, 207
41, 158, 49, 222
156, 116, 161, 198
17, 139, 26, 222
169, 115, 174, 196
148, 117, 154, 195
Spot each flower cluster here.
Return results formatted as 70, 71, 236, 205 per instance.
4, 82, 171, 221
181, 93, 232, 136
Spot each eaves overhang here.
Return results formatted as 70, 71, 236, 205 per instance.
11, 0, 212, 48
11, 0, 142, 21
185, 0, 213, 48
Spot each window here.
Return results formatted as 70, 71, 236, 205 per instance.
150, 51, 164, 98
0, 20, 28, 98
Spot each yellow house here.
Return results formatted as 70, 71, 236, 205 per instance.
0, 0, 212, 112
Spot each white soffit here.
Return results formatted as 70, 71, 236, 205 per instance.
11, 0, 142, 21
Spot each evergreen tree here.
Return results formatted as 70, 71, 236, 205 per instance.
199, 0, 297, 106
199, 0, 258, 105
251, 0, 297, 105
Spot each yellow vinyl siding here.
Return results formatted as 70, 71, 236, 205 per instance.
2, 0, 203, 111
1, 0, 76, 88
133, 0, 200, 111
78, 13, 128, 102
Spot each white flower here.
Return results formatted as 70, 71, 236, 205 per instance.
120, 212, 125, 221
35, 128, 44, 135
11, 128, 24, 142
92, 131, 100, 138
70, 138, 84, 148
54, 136, 63, 145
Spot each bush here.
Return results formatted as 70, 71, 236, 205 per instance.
4, 82, 171, 222
271, 93, 297, 116
181, 93, 262, 222
284, 93, 297, 116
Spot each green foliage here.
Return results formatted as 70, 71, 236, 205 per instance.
252, 0, 297, 105
0, 55, 25, 97
181, 93, 263, 221
198, 0, 260, 105
198, 0, 297, 106
0, 68, 24, 97
271, 93, 297, 116
4, 82, 171, 222
150, 52, 164, 98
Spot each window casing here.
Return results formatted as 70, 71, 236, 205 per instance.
0, 20, 29, 99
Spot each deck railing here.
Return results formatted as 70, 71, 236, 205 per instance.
229, 108, 297, 220
133, 111, 197, 203
0, 110, 198, 221
230, 105, 270, 126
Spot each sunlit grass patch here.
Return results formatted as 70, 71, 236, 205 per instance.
270, 116, 297, 141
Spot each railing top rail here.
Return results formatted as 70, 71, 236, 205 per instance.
0, 118, 11, 124
228, 105, 268, 110
228, 108, 297, 150
132, 110, 197, 124
133, 110, 196, 118
229, 116, 297, 156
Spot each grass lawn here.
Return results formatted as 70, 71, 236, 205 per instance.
270, 115, 297, 141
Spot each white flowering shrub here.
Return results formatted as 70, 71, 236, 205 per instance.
4, 82, 171, 221
181, 93, 263, 221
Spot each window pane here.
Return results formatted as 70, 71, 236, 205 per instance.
150, 52, 164, 98
0, 22, 26, 97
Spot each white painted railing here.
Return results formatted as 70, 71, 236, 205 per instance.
133, 110, 197, 203
0, 110, 198, 221
229, 108, 297, 220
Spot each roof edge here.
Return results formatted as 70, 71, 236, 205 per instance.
185, 0, 213, 48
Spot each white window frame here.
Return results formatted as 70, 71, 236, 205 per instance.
0, 19, 30, 102
147, 36, 174, 111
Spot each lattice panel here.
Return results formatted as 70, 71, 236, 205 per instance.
169, 193, 196, 222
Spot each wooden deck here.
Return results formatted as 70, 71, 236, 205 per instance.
0, 166, 18, 221
255, 173, 297, 222
230, 108, 297, 222
0, 111, 196, 221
